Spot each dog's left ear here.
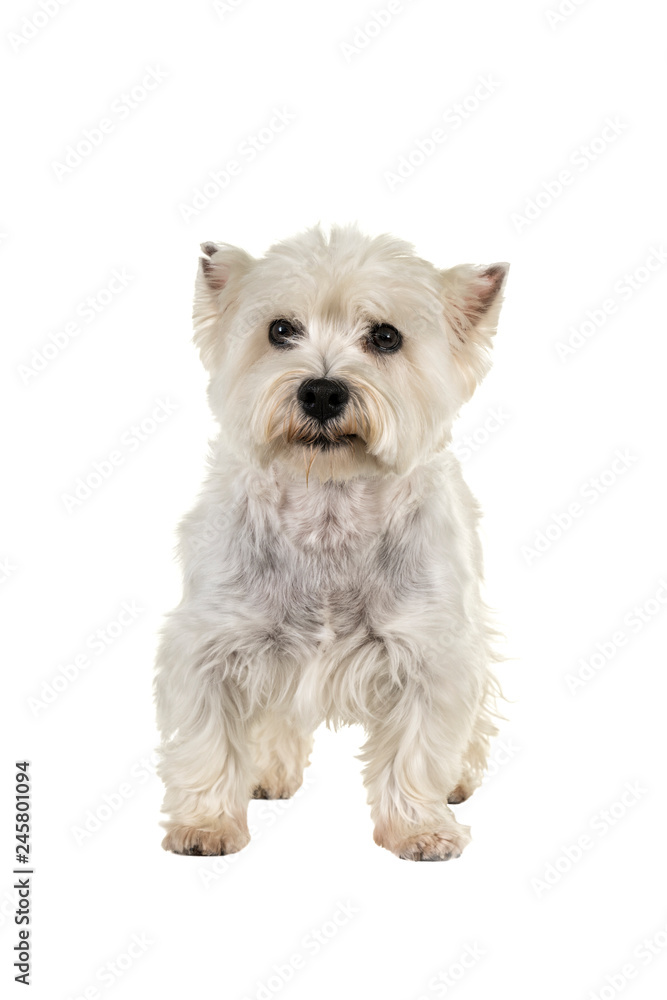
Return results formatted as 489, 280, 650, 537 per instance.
440, 262, 509, 397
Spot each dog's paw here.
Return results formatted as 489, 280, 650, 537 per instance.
376, 822, 472, 862
447, 768, 485, 804
161, 823, 250, 857
251, 781, 297, 800
251, 771, 304, 800
447, 783, 472, 804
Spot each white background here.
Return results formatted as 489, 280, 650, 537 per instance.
2, 0, 667, 998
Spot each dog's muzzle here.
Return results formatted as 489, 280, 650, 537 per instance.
297, 378, 349, 424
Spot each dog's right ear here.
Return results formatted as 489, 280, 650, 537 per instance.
194, 242, 255, 369
198, 241, 254, 291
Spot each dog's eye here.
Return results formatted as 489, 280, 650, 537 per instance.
369, 323, 402, 353
269, 319, 299, 347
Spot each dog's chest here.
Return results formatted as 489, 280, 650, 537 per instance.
240, 475, 432, 633
214, 470, 448, 667
276, 479, 385, 556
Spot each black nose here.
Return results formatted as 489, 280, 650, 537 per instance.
297, 378, 349, 424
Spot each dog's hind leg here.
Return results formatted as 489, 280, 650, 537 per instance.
447, 675, 501, 804
249, 712, 314, 800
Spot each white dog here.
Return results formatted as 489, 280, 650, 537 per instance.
155, 225, 508, 861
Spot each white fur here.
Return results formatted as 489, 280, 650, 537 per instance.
155, 224, 508, 861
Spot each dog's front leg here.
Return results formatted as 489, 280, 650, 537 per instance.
157, 673, 255, 857
360, 681, 474, 862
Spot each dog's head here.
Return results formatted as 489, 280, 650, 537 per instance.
194, 225, 508, 481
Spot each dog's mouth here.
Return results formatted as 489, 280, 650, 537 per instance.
282, 415, 364, 452
290, 432, 360, 451
307, 433, 358, 450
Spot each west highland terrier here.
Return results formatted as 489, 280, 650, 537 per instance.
155, 225, 509, 861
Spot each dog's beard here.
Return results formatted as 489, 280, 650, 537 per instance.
253, 370, 403, 481
273, 407, 366, 482
258, 377, 370, 481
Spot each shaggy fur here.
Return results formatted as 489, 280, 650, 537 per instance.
155, 224, 508, 861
